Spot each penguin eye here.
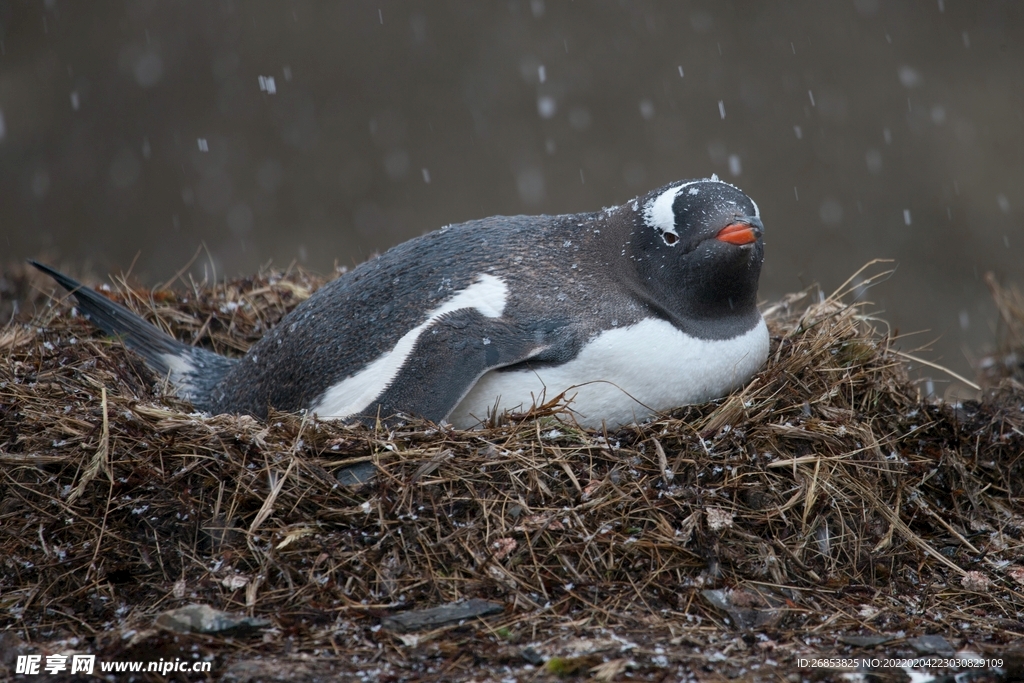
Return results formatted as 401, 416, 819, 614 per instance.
662, 232, 678, 245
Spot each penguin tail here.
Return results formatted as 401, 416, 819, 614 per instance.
30, 260, 236, 411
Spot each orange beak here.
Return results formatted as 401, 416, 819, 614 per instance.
716, 223, 758, 245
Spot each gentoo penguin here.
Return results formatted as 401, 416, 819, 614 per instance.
32, 176, 768, 430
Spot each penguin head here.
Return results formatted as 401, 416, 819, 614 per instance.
631, 177, 765, 325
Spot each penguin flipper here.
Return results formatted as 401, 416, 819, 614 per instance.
29, 260, 236, 410
363, 310, 564, 425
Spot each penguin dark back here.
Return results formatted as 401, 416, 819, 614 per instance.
33, 175, 768, 430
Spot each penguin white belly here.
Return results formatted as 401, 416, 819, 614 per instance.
448, 316, 769, 429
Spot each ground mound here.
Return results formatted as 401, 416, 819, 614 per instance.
2, 262, 1023, 681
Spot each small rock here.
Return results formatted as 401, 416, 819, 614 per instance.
221, 574, 249, 590
336, 461, 377, 486
381, 599, 503, 632
908, 634, 955, 656
154, 604, 270, 634
701, 588, 781, 630
960, 570, 991, 591
705, 507, 734, 532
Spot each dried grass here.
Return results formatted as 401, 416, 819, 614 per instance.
981, 273, 1024, 388
2, 260, 1024, 680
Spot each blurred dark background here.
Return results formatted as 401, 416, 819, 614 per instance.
1, 0, 1022, 394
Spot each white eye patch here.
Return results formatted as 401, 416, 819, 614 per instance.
643, 176, 755, 247
644, 180, 712, 246
644, 184, 682, 246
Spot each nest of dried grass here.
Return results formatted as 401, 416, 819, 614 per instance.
2, 260, 1023, 680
